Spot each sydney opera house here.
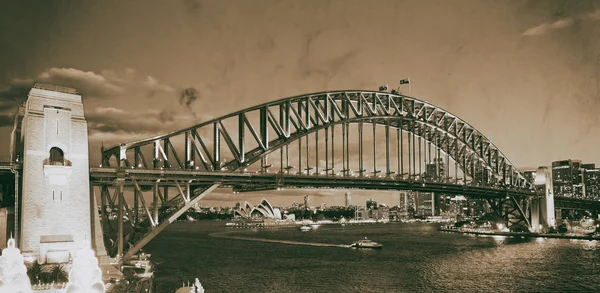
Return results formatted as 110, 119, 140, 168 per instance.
234, 198, 284, 220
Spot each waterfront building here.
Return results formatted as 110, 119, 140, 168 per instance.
366, 199, 378, 210
584, 167, 600, 201
355, 206, 368, 220
522, 170, 537, 186
425, 158, 445, 182
473, 161, 491, 185
233, 199, 282, 220
449, 195, 468, 220
415, 192, 434, 217
552, 159, 582, 198
377, 204, 390, 221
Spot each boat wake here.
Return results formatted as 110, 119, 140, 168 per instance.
210, 232, 347, 248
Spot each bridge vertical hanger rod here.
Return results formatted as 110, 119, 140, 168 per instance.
428, 139, 432, 178
385, 120, 390, 175
372, 123, 377, 174
437, 136, 442, 180
238, 114, 245, 164
453, 140, 458, 184
260, 107, 269, 173
446, 140, 450, 183
330, 101, 335, 175
358, 122, 363, 176
345, 123, 350, 175
297, 101, 302, 174
213, 122, 220, 171
412, 121, 416, 180
433, 140, 437, 181
342, 95, 349, 176
407, 124, 411, 179
315, 130, 319, 175
418, 129, 422, 180
462, 131, 467, 185
399, 127, 403, 178
325, 127, 329, 175
133, 150, 140, 225
305, 100, 310, 174
342, 123, 346, 175
278, 106, 284, 173
117, 179, 124, 259
298, 135, 302, 175
305, 131, 309, 174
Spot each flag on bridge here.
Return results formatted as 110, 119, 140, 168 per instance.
399, 78, 410, 85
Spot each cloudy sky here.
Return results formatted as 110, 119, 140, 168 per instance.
1, 0, 599, 207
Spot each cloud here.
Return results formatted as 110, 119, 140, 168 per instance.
0, 67, 180, 127
0, 79, 34, 126
180, 87, 199, 107
523, 9, 600, 36
37, 67, 176, 99
144, 76, 175, 97
86, 106, 204, 144
38, 67, 124, 97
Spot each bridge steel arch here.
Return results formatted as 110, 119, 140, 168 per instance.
103, 91, 531, 189
98, 91, 535, 260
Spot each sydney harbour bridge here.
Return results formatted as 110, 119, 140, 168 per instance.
1, 85, 600, 263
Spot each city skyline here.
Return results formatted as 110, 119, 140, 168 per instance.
1, 0, 600, 207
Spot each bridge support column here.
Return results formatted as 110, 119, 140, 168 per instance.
533, 166, 555, 232
122, 184, 219, 261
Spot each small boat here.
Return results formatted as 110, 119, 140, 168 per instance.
299, 225, 312, 232
175, 278, 204, 293
350, 237, 383, 249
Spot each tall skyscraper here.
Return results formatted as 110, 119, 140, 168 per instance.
473, 161, 491, 184
415, 192, 434, 217
304, 195, 310, 209
425, 158, 445, 182
552, 159, 582, 198
582, 164, 600, 201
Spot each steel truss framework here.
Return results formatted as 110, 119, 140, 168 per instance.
97, 91, 538, 259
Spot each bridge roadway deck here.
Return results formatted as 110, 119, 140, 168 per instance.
89, 167, 535, 198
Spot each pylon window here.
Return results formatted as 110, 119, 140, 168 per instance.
49, 147, 64, 166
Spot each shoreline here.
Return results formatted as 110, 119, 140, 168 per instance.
438, 227, 600, 241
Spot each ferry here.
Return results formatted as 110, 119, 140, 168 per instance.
350, 237, 383, 249
300, 225, 312, 232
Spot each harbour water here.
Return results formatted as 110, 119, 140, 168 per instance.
145, 222, 600, 292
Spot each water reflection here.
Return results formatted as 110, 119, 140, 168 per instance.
146, 222, 600, 292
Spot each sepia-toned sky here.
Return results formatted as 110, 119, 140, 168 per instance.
1, 0, 599, 207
